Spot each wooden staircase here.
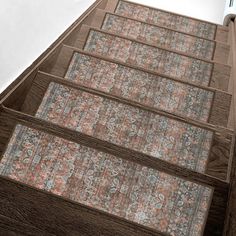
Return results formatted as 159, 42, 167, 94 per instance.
0, 0, 235, 235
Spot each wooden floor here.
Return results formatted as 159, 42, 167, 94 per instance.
0, 0, 235, 235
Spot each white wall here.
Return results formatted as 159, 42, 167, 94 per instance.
0, 0, 95, 93
129, 0, 226, 24
0, 0, 227, 93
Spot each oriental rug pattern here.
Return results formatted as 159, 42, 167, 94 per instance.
115, 1, 216, 40
0, 124, 213, 236
84, 30, 213, 86
35, 82, 213, 173
65, 52, 214, 122
102, 14, 215, 60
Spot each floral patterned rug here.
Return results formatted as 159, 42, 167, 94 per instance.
0, 124, 213, 236
36, 82, 213, 173
66, 52, 213, 122
102, 14, 215, 60
84, 30, 213, 85
115, 1, 216, 40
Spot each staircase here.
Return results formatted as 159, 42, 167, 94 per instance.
0, 0, 235, 235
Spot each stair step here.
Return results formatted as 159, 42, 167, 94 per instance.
23, 76, 230, 180
40, 45, 231, 128
92, 11, 230, 63
76, 26, 231, 92
106, 0, 229, 43
13, 71, 232, 182
36, 82, 214, 173
0, 107, 230, 235
65, 52, 214, 122
0, 123, 213, 236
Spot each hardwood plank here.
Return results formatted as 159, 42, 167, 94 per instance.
20, 73, 51, 116
227, 22, 236, 129
210, 63, 231, 91
207, 131, 233, 181
39, 46, 63, 76
214, 42, 230, 64
224, 138, 236, 236
0, 215, 52, 236
0, 176, 165, 236
0, 70, 37, 109
0, 113, 16, 158
227, 22, 234, 130
104, 0, 119, 12
215, 25, 229, 43
0, 228, 25, 236
223, 21, 236, 236
42, 46, 73, 77
209, 91, 232, 127
91, 9, 107, 28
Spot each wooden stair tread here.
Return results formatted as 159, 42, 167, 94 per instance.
35, 81, 213, 173
78, 26, 230, 92
102, 13, 216, 61
66, 50, 232, 127
42, 45, 232, 128
65, 51, 214, 122
82, 29, 214, 85
0, 124, 213, 236
105, 0, 229, 43
98, 12, 230, 64
115, 0, 217, 40
18, 71, 232, 182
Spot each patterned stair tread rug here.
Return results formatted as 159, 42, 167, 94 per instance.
35, 82, 213, 173
0, 124, 213, 236
65, 52, 214, 122
115, 0, 216, 40
102, 14, 215, 60
84, 30, 213, 86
